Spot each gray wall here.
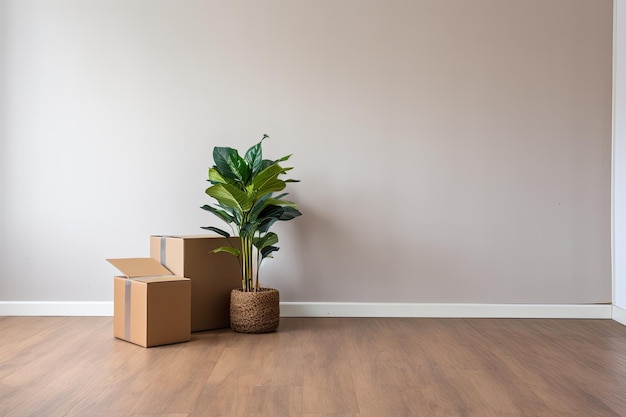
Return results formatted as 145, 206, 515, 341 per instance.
0, 0, 613, 304
615, 0, 626, 310
0, 0, 7, 234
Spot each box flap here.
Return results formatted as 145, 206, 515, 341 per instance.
151, 234, 227, 240
107, 258, 173, 278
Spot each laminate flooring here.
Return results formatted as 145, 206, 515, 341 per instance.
0, 316, 625, 417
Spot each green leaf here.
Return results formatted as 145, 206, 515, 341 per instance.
280, 206, 302, 220
252, 164, 288, 197
200, 204, 235, 224
260, 205, 302, 221
257, 206, 302, 233
201, 226, 231, 238
213, 147, 251, 184
221, 183, 254, 212
250, 197, 298, 222
244, 136, 267, 175
240, 221, 259, 237
206, 183, 253, 214
256, 179, 286, 197
258, 159, 275, 172
260, 245, 279, 259
212, 246, 240, 257
253, 163, 282, 186
216, 202, 239, 221
208, 167, 229, 184
249, 193, 275, 220
263, 198, 299, 209
275, 154, 292, 163
253, 232, 278, 251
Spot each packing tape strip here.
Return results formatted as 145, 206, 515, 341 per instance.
158, 235, 178, 266
160, 236, 167, 265
124, 280, 131, 341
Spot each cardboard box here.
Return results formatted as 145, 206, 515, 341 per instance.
150, 235, 242, 332
107, 258, 191, 348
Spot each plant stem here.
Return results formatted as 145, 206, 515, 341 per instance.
240, 236, 246, 291
255, 231, 260, 291
241, 235, 254, 291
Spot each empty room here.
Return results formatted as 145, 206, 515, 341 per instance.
2, 0, 626, 416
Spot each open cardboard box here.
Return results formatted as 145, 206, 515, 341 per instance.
150, 235, 241, 332
107, 258, 191, 348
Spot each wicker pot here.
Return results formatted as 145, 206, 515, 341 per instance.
230, 288, 280, 333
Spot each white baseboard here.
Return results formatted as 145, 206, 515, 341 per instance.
613, 305, 626, 325
0, 301, 614, 319
280, 302, 613, 319
0, 301, 114, 316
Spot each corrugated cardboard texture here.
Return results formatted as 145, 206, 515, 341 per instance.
146, 278, 191, 346
150, 235, 242, 331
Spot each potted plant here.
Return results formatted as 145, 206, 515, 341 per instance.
201, 134, 301, 333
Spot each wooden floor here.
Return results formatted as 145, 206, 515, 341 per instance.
1, 317, 625, 417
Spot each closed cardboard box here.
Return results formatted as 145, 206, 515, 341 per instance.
150, 235, 241, 332
108, 258, 191, 347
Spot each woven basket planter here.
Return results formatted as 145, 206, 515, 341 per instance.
230, 288, 280, 333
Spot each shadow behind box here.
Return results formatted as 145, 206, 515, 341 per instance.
150, 235, 242, 332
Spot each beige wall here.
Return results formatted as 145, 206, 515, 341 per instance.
0, 0, 613, 304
